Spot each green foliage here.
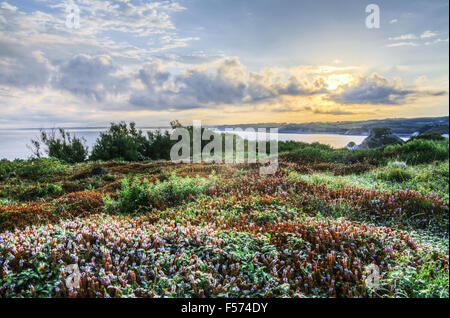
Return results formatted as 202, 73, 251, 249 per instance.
409, 133, 446, 142
29, 128, 88, 163
279, 136, 448, 166
104, 177, 152, 214
90, 122, 176, 162
371, 127, 393, 138
90, 122, 146, 162
384, 139, 449, 165
280, 142, 383, 165
35, 183, 63, 197
0, 160, 15, 180
290, 160, 450, 201
105, 174, 217, 213
383, 251, 449, 298
0, 250, 62, 297
149, 173, 216, 207
145, 130, 175, 160
379, 167, 413, 183
0, 158, 68, 180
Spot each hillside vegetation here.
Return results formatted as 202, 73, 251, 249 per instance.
0, 123, 448, 298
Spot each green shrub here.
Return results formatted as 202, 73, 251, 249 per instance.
409, 133, 446, 142
380, 167, 413, 182
384, 139, 449, 165
104, 178, 152, 214
149, 173, 216, 207
383, 252, 449, 298
7, 158, 68, 179
104, 174, 216, 213
36, 183, 63, 197
0, 160, 14, 180
29, 128, 88, 163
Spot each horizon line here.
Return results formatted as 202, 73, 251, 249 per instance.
0, 114, 448, 130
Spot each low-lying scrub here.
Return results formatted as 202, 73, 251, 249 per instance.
0, 212, 447, 298
104, 173, 217, 213
0, 136, 448, 298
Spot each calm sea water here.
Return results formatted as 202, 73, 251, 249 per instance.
0, 128, 401, 161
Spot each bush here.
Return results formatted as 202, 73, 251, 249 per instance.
104, 178, 152, 214
90, 122, 176, 162
380, 167, 413, 182
388, 160, 408, 169
0, 160, 14, 180
409, 133, 446, 142
384, 139, 449, 165
149, 173, 216, 207
104, 174, 216, 213
29, 129, 88, 163
5, 158, 68, 179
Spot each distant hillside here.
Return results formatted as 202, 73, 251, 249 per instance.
214, 116, 449, 136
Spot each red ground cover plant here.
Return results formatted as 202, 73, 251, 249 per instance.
55, 190, 105, 218
0, 203, 54, 232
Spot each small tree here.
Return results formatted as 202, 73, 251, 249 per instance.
90, 122, 147, 161
29, 128, 88, 163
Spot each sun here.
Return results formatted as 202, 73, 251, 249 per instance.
326, 74, 354, 90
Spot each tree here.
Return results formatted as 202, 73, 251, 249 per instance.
90, 122, 143, 161
29, 128, 88, 163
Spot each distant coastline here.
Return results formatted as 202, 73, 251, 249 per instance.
0, 115, 448, 138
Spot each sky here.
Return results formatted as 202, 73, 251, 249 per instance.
0, 0, 448, 128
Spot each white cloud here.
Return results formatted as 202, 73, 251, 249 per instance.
389, 19, 398, 24
421, 30, 438, 39
425, 38, 449, 45
388, 34, 417, 41
386, 42, 418, 48
0, 1, 17, 12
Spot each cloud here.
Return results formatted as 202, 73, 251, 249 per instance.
0, 37, 53, 87
388, 34, 417, 41
129, 58, 248, 109
386, 31, 444, 47
425, 38, 449, 45
328, 73, 446, 105
386, 42, 418, 48
46, 0, 186, 37
52, 54, 128, 101
415, 75, 427, 86
127, 58, 335, 110
421, 30, 438, 39
301, 106, 356, 115
1, 1, 17, 11
389, 19, 398, 24
154, 52, 226, 66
